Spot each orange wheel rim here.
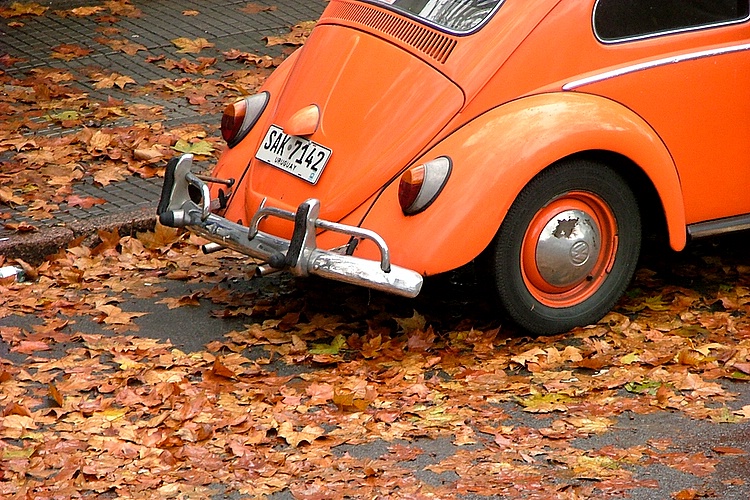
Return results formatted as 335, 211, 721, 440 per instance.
520, 191, 618, 308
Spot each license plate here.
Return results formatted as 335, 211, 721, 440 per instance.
255, 125, 332, 184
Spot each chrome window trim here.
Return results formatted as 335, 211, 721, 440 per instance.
361, 0, 506, 36
592, 0, 750, 44
563, 42, 750, 91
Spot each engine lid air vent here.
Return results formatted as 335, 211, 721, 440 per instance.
321, 0, 458, 64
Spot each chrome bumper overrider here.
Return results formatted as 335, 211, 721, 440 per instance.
157, 154, 423, 297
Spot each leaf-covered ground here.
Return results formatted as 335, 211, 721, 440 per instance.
1, 226, 749, 499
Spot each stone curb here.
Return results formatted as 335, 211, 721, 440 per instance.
0, 207, 157, 265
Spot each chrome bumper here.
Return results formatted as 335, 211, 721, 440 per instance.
157, 154, 423, 297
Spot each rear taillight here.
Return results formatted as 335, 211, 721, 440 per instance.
221, 91, 269, 148
398, 157, 452, 215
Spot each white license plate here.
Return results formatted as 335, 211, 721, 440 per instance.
255, 125, 332, 184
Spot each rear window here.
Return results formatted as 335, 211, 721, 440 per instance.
370, 0, 504, 33
594, 0, 750, 41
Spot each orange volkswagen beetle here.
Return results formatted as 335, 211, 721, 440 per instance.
158, 0, 750, 335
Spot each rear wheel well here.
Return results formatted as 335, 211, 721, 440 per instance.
557, 150, 669, 253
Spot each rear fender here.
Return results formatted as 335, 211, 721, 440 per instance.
356, 92, 686, 275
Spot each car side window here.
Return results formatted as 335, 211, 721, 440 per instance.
594, 0, 750, 41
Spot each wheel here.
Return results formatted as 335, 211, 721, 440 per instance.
485, 159, 641, 335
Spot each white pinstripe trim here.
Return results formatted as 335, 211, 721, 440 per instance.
563, 42, 750, 91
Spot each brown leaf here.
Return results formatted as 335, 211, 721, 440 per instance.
0, 186, 24, 207
305, 382, 333, 405
407, 326, 436, 352
711, 446, 746, 455
0, 2, 48, 17
105, 1, 141, 17
137, 223, 181, 249
676, 348, 705, 367
93, 72, 136, 89
95, 304, 147, 325
93, 163, 127, 186
332, 386, 373, 412
51, 43, 92, 61
388, 443, 424, 461
159, 57, 216, 75
2, 402, 32, 417
672, 489, 699, 500
0, 53, 26, 66
66, 194, 106, 209
172, 394, 209, 422
157, 293, 202, 309
4, 221, 38, 233
575, 355, 610, 370
277, 421, 325, 447
13, 258, 37, 281
661, 452, 720, 477
91, 228, 121, 255
48, 383, 64, 407
240, 3, 277, 14
70, 6, 105, 16
171, 37, 214, 54
211, 357, 236, 379
95, 37, 147, 56
0, 136, 37, 151
731, 362, 750, 374
264, 21, 315, 47
11, 340, 50, 354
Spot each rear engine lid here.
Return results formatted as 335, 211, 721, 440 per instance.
247, 23, 464, 224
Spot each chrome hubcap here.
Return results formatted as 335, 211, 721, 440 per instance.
535, 209, 600, 288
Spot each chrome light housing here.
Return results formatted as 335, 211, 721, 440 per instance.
398, 156, 452, 215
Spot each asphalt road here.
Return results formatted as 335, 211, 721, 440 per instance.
2, 233, 750, 499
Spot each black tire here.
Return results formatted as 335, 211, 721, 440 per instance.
484, 159, 641, 335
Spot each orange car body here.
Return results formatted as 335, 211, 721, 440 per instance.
159, 0, 750, 333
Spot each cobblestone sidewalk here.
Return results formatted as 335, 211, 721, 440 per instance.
0, 0, 325, 262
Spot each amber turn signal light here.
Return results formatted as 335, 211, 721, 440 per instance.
398, 157, 452, 215
221, 92, 269, 148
